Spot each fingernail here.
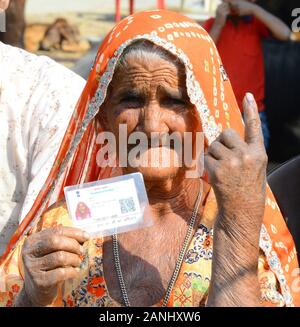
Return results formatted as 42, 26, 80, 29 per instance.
75, 267, 81, 272
83, 232, 90, 239
246, 92, 255, 105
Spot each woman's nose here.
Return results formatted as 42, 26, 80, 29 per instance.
141, 101, 168, 136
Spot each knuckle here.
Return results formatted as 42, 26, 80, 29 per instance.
223, 128, 240, 143
223, 128, 235, 137
33, 240, 46, 257
210, 140, 218, 148
52, 225, 64, 236
49, 234, 60, 249
228, 157, 240, 169
55, 251, 66, 264
23, 236, 42, 259
209, 141, 219, 151
257, 151, 268, 166
241, 153, 254, 165
222, 128, 232, 138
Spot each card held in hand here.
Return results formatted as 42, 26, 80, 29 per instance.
64, 173, 152, 237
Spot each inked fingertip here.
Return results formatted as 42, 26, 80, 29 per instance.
246, 92, 255, 105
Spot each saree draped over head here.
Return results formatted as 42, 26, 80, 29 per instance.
0, 10, 299, 307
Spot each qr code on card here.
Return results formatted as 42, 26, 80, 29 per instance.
119, 197, 136, 214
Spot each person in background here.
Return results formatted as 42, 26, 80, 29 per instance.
0, 0, 9, 10
203, 0, 291, 149
0, 0, 26, 47
0, 0, 86, 256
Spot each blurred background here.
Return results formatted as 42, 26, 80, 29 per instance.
1, 0, 300, 168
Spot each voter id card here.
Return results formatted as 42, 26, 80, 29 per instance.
64, 173, 152, 237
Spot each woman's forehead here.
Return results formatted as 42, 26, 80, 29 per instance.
112, 54, 186, 91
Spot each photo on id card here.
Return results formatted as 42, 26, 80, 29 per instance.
64, 173, 153, 237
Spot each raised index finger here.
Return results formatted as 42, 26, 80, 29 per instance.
243, 93, 264, 146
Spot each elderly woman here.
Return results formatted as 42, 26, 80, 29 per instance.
0, 10, 299, 307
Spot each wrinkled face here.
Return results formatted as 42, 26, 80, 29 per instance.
100, 52, 202, 182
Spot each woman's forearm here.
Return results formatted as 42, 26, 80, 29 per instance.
207, 210, 262, 307
209, 21, 224, 44
253, 5, 291, 41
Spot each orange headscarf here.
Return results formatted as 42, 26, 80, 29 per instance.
1, 10, 299, 305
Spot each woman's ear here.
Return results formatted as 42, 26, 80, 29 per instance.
97, 103, 110, 131
97, 85, 112, 131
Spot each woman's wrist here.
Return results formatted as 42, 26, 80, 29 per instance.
209, 20, 225, 43
216, 197, 264, 232
207, 269, 261, 307
213, 216, 260, 268
208, 216, 261, 307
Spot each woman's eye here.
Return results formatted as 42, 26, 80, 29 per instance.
120, 96, 143, 107
162, 97, 186, 106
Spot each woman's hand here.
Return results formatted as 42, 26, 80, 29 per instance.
18, 226, 89, 307
205, 92, 267, 229
215, 2, 231, 28
205, 93, 267, 306
209, 3, 230, 43
225, 0, 256, 16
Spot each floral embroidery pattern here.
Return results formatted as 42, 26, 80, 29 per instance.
64, 240, 112, 307
259, 224, 293, 306
185, 224, 213, 263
